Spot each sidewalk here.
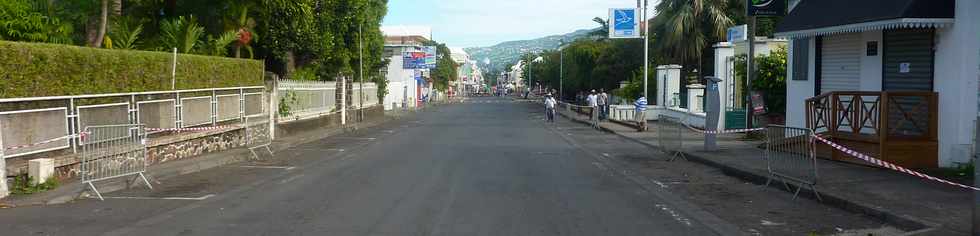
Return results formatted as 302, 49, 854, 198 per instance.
562, 113, 974, 235
0, 113, 404, 208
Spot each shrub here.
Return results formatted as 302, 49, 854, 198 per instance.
0, 40, 264, 98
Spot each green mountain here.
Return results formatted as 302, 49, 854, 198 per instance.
464, 29, 595, 73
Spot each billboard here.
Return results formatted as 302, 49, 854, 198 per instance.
747, 0, 786, 16
609, 8, 640, 39
402, 51, 426, 69
423, 46, 437, 69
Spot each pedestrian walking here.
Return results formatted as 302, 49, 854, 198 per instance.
634, 95, 648, 131
598, 89, 609, 121
544, 93, 557, 122
587, 90, 598, 124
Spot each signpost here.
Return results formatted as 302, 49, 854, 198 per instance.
609, 4, 648, 103
744, 0, 785, 130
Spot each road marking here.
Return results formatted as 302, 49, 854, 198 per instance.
239, 165, 296, 170
332, 137, 377, 141
655, 204, 693, 226
100, 194, 216, 201
279, 174, 305, 184
650, 179, 670, 189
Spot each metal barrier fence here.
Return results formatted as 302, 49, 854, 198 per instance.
0, 86, 265, 160
80, 124, 152, 200
657, 115, 685, 161
245, 114, 273, 159
765, 125, 821, 200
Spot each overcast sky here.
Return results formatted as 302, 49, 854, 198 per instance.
384, 0, 657, 48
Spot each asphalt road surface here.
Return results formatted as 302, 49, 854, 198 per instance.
0, 96, 885, 236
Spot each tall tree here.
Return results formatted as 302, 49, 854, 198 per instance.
650, 0, 735, 67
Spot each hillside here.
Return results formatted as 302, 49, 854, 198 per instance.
464, 29, 595, 73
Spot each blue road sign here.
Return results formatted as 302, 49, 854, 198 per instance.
609, 8, 640, 39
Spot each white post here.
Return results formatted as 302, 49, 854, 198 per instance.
269, 77, 278, 139
341, 76, 347, 125
0, 121, 8, 199
171, 47, 178, 90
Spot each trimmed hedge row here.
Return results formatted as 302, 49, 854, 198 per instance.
0, 40, 264, 98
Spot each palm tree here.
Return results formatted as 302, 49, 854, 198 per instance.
650, 0, 735, 65
588, 17, 608, 40
227, 5, 258, 58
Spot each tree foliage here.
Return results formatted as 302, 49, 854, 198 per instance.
0, 0, 74, 44
734, 46, 787, 114
426, 40, 457, 92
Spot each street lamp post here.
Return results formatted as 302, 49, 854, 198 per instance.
642, 0, 649, 101
560, 48, 564, 100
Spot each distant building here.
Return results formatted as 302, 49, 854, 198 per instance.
381, 25, 433, 110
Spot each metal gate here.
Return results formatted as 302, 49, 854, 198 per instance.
245, 114, 273, 159
657, 115, 685, 161
80, 124, 152, 200
765, 125, 821, 200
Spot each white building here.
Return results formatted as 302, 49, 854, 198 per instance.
777, 0, 980, 168
381, 26, 431, 110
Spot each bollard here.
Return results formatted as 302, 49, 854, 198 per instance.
703, 76, 723, 151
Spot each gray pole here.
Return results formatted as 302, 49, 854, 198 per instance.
560, 50, 564, 100
642, 0, 649, 101
745, 17, 756, 129
975, 119, 980, 235
358, 23, 364, 122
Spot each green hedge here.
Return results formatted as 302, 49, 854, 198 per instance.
0, 40, 264, 98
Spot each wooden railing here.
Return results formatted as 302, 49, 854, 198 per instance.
805, 91, 937, 142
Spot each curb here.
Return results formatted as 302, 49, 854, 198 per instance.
2, 115, 398, 207
558, 112, 933, 232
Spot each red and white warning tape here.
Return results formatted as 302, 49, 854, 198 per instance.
812, 135, 980, 191
145, 125, 239, 132
684, 123, 765, 134
4, 133, 87, 151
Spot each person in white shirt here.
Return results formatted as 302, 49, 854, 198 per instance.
544, 93, 557, 122
587, 90, 598, 122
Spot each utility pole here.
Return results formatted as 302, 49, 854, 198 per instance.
745, 17, 756, 129
358, 23, 364, 122
560, 48, 564, 100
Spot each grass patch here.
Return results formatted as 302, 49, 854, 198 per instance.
10, 175, 59, 195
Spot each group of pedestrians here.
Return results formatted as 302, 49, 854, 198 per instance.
584, 89, 609, 122
544, 89, 648, 132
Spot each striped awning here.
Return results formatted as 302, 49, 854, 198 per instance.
775, 0, 954, 39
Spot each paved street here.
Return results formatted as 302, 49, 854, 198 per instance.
0, 96, 893, 236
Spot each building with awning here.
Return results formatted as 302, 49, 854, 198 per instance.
778, 0, 979, 168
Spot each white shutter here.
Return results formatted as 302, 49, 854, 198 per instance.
820, 33, 862, 93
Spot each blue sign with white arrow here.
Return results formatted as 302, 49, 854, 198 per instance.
609, 8, 640, 39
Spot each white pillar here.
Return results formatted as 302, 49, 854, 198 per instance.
713, 42, 734, 130
657, 65, 682, 108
